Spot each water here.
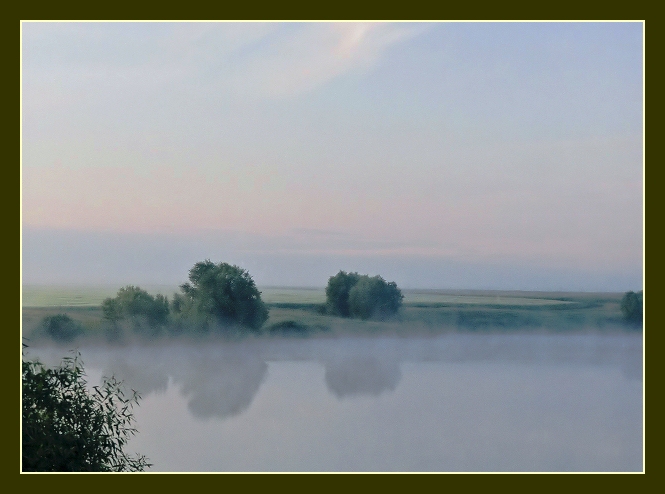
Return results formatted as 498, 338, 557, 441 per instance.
24, 332, 643, 472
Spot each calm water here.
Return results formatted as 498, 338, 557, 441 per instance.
25, 332, 643, 472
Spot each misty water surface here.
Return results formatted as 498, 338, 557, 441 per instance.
25, 332, 643, 472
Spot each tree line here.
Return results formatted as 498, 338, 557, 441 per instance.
35, 261, 643, 343
36, 261, 405, 342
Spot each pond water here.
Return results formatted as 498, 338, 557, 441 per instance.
25, 332, 643, 472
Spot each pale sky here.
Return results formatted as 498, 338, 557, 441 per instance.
21, 22, 643, 290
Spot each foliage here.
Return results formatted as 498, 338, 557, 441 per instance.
22, 348, 150, 472
325, 271, 403, 320
620, 290, 643, 324
348, 275, 404, 320
325, 271, 361, 317
40, 314, 83, 342
102, 285, 169, 328
174, 260, 269, 330
101, 297, 123, 323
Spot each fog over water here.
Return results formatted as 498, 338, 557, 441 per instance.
25, 332, 643, 471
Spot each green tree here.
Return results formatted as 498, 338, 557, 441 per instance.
348, 275, 404, 320
325, 271, 361, 317
175, 260, 269, 330
22, 348, 150, 472
620, 290, 643, 324
325, 271, 403, 320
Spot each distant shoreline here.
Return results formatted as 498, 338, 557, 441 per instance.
21, 284, 627, 308
21, 286, 639, 345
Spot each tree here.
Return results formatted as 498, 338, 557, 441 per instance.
620, 290, 643, 324
325, 271, 361, 317
22, 348, 150, 471
174, 260, 269, 330
348, 275, 404, 320
325, 271, 403, 320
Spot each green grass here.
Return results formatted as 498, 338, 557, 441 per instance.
401, 290, 577, 306
21, 285, 636, 343
21, 285, 325, 307
259, 287, 326, 305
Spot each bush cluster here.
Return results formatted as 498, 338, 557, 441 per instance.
102, 285, 169, 328
90, 261, 269, 338
40, 314, 83, 342
325, 271, 403, 320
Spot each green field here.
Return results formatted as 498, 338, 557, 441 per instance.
21, 285, 181, 308
21, 285, 588, 308
21, 285, 636, 343
22, 285, 328, 307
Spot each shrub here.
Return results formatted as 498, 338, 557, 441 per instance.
22, 349, 150, 472
102, 285, 169, 328
41, 314, 83, 342
268, 320, 310, 336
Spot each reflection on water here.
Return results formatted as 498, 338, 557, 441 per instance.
25, 332, 643, 471
181, 357, 267, 419
324, 357, 402, 398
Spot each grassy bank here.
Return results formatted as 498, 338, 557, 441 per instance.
21, 286, 638, 344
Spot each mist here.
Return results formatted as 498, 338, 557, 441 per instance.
22, 227, 642, 291
24, 331, 642, 471
25, 331, 642, 419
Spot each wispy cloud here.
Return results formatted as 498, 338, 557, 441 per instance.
222, 22, 428, 98
22, 22, 430, 106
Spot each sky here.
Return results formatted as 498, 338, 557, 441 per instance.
21, 22, 644, 290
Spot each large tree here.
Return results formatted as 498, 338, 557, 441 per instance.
175, 260, 269, 330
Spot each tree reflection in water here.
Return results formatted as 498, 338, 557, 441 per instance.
324, 357, 401, 398
26, 333, 643, 423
